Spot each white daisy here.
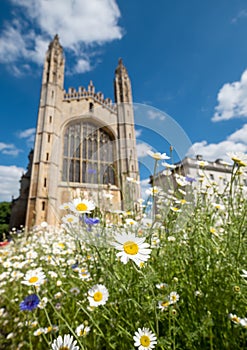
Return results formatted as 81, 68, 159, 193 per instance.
174, 174, 187, 187
147, 150, 170, 160
161, 161, 176, 169
158, 300, 170, 311
229, 313, 241, 324
125, 218, 138, 226
38, 297, 48, 309
212, 203, 225, 211
51, 334, 79, 350
62, 214, 79, 225
87, 284, 109, 307
22, 268, 46, 287
156, 283, 168, 290
75, 324, 91, 337
59, 202, 70, 210
145, 186, 161, 196
169, 291, 180, 304
112, 232, 151, 266
133, 327, 157, 349
69, 198, 95, 214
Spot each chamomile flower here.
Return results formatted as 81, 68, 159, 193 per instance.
62, 214, 79, 225
174, 174, 187, 187
147, 150, 170, 160
22, 268, 46, 287
169, 291, 180, 304
158, 300, 170, 311
38, 297, 48, 309
112, 232, 151, 266
75, 324, 91, 337
87, 284, 109, 307
156, 283, 168, 290
133, 327, 157, 349
145, 186, 161, 196
229, 313, 241, 324
69, 198, 95, 214
51, 334, 79, 350
212, 203, 225, 211
33, 328, 45, 336
59, 202, 70, 210
125, 218, 138, 226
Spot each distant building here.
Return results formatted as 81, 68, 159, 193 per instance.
10, 35, 140, 229
151, 154, 247, 197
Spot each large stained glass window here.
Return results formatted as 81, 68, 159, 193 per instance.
62, 121, 116, 185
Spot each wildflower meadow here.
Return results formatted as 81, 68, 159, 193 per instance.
0, 151, 247, 349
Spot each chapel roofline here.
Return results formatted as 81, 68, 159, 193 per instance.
63, 81, 117, 112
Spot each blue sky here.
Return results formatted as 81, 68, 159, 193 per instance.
1, 0, 247, 201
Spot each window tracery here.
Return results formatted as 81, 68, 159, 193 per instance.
62, 121, 116, 185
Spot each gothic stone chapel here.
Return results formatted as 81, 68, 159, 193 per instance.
11, 35, 140, 228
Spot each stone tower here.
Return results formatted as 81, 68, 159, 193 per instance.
24, 35, 140, 228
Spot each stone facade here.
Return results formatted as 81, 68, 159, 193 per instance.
12, 35, 140, 228
152, 155, 247, 198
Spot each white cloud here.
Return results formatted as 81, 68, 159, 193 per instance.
135, 129, 142, 138
187, 123, 247, 161
136, 142, 152, 158
140, 178, 151, 201
0, 142, 22, 157
147, 110, 166, 121
212, 69, 247, 122
0, 0, 123, 74
231, 9, 247, 24
17, 127, 36, 146
0, 165, 25, 202
74, 58, 91, 74
228, 124, 247, 143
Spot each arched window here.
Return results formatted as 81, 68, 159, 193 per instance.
62, 121, 116, 185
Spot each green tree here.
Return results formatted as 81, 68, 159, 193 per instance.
0, 201, 11, 240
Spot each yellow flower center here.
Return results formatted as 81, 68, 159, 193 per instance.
161, 301, 169, 307
67, 217, 74, 222
153, 153, 161, 160
59, 347, 69, 350
76, 203, 88, 211
123, 241, 139, 255
93, 291, 103, 302
58, 243, 65, 249
79, 329, 87, 336
140, 335, 151, 347
29, 276, 38, 283
232, 316, 240, 323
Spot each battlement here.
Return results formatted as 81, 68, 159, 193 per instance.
63, 81, 117, 112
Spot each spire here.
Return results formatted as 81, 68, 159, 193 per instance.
114, 58, 132, 103
48, 34, 61, 50
115, 58, 128, 76
42, 34, 65, 87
